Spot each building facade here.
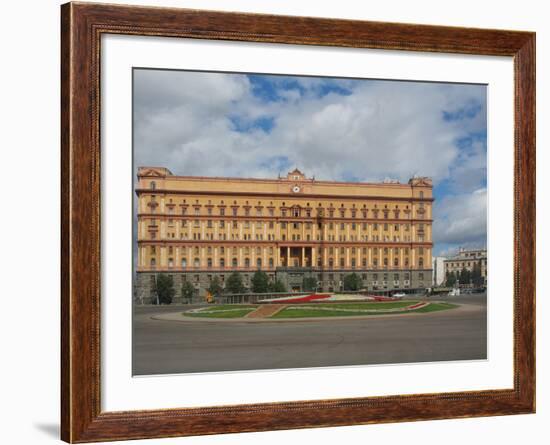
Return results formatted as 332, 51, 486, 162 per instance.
443, 248, 487, 286
432, 256, 447, 286
135, 167, 434, 302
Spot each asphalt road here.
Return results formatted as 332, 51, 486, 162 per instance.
133, 294, 487, 375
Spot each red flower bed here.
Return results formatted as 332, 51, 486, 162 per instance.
273, 293, 332, 303
370, 295, 399, 301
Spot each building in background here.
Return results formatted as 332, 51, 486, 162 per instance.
432, 256, 447, 287
443, 248, 487, 287
134, 167, 434, 302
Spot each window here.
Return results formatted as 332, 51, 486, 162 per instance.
256, 258, 262, 268
150, 181, 156, 190
232, 258, 238, 267
194, 258, 200, 267
181, 258, 187, 268
245, 258, 250, 268
207, 258, 212, 268
150, 258, 156, 267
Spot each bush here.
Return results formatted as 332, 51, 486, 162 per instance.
302, 276, 317, 292
343, 273, 362, 291
207, 276, 223, 298
269, 279, 287, 293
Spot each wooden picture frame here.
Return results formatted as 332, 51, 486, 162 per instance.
61, 2, 535, 442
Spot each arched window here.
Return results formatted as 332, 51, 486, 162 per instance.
150, 258, 156, 268
181, 258, 187, 268
269, 258, 274, 268
394, 258, 399, 266
194, 257, 200, 267
245, 258, 250, 268
207, 258, 212, 268
419, 258, 424, 267
150, 181, 156, 190
232, 258, 238, 267
168, 258, 173, 268
220, 258, 225, 268
256, 258, 262, 268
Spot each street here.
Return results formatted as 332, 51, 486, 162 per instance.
133, 294, 487, 375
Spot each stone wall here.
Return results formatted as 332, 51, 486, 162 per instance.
135, 268, 433, 304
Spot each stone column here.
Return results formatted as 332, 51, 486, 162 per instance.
287, 246, 290, 267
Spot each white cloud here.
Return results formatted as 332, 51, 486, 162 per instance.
433, 188, 487, 247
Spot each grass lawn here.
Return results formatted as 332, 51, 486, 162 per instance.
183, 301, 459, 319
411, 302, 458, 313
307, 301, 415, 310
195, 305, 257, 312
271, 302, 458, 319
185, 308, 256, 318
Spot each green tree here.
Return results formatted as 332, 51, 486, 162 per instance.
225, 272, 246, 294
302, 276, 317, 292
155, 274, 175, 304
459, 267, 472, 286
269, 279, 287, 293
472, 261, 484, 287
181, 280, 196, 302
251, 270, 270, 293
445, 271, 457, 287
343, 273, 362, 291
207, 276, 223, 298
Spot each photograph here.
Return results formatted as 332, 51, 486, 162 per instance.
132, 68, 488, 375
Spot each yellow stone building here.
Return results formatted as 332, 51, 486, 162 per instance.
135, 167, 433, 301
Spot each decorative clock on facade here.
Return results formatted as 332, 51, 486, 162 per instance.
292, 185, 301, 193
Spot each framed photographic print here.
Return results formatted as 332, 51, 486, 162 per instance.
61, 2, 535, 442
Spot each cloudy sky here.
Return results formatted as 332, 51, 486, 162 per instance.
133, 69, 487, 257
